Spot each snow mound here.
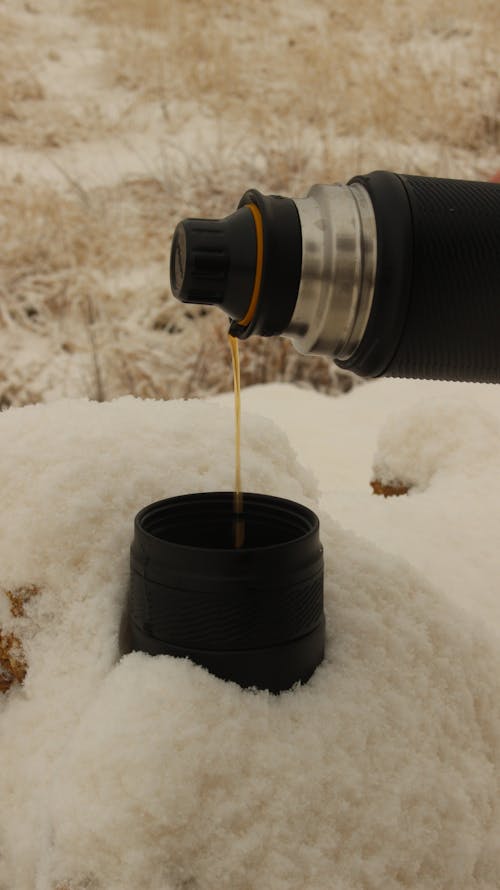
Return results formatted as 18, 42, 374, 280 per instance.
231, 380, 500, 636
1, 394, 500, 890
373, 396, 500, 491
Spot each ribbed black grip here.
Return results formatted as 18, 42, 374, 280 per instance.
131, 569, 324, 649
388, 175, 500, 381
343, 172, 500, 382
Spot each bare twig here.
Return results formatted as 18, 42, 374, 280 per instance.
84, 292, 105, 402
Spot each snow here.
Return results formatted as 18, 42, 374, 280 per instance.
1, 380, 500, 889
225, 380, 500, 632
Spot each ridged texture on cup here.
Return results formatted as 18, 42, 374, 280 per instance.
129, 492, 325, 692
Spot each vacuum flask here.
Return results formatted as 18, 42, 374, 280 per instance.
170, 171, 500, 382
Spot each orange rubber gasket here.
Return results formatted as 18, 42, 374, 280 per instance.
238, 203, 263, 326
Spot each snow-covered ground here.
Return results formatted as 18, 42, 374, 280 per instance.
217, 380, 500, 631
1, 378, 500, 889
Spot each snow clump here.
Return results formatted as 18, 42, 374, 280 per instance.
0, 393, 499, 890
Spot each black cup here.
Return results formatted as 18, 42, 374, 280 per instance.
129, 492, 325, 693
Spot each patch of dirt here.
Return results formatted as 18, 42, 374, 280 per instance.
0, 584, 41, 692
0, 629, 27, 692
371, 480, 411, 498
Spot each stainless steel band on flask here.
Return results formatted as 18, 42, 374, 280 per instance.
286, 182, 377, 361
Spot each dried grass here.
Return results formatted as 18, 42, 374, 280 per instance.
1, 0, 498, 407
0, 629, 27, 692
0, 56, 46, 146
86, 0, 500, 151
0, 584, 42, 694
1, 133, 357, 406
0, 9, 86, 148
0, 6, 126, 149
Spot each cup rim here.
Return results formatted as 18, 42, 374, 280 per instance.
134, 490, 320, 556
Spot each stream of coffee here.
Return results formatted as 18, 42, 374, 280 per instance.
229, 334, 245, 548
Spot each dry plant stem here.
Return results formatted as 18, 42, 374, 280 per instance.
85, 292, 105, 402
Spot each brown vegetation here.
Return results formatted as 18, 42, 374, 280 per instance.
0, 0, 498, 407
371, 480, 410, 498
83, 0, 500, 151
0, 629, 27, 693
5, 583, 41, 618
0, 584, 40, 693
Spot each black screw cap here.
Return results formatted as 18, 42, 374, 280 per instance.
170, 191, 303, 338
170, 206, 257, 322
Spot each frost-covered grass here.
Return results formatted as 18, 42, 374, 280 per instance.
0, 0, 499, 407
87, 0, 500, 150
0, 166, 355, 405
